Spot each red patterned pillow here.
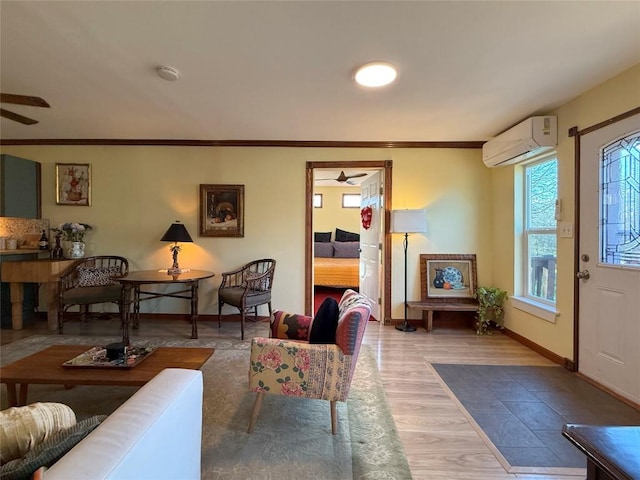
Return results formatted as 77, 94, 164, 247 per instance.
270, 311, 312, 341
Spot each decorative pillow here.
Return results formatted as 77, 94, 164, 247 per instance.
314, 242, 334, 258
335, 228, 359, 242
0, 403, 76, 465
0, 415, 105, 480
245, 272, 269, 291
314, 231, 332, 243
270, 311, 312, 341
309, 297, 339, 344
333, 241, 360, 258
76, 266, 118, 287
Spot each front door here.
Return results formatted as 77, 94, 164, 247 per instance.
359, 171, 382, 320
578, 112, 640, 403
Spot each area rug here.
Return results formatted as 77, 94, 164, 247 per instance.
430, 363, 640, 476
1, 335, 412, 480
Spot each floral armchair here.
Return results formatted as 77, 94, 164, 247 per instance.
248, 289, 371, 434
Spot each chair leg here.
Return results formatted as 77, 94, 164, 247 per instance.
80, 305, 89, 324
58, 307, 64, 334
267, 301, 273, 318
218, 301, 223, 329
254, 306, 258, 321
240, 308, 245, 341
248, 392, 264, 433
330, 400, 338, 435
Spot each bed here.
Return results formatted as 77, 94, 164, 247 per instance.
313, 239, 360, 288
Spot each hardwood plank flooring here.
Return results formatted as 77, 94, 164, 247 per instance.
0, 317, 586, 479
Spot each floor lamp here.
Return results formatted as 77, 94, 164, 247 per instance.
391, 209, 427, 332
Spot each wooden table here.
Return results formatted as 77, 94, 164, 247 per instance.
0, 345, 214, 407
407, 300, 479, 332
0, 258, 77, 330
119, 269, 215, 343
562, 424, 640, 480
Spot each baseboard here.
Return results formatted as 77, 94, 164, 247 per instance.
502, 327, 567, 367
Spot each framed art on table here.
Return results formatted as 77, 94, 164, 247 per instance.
56, 163, 91, 206
199, 184, 244, 237
420, 254, 477, 302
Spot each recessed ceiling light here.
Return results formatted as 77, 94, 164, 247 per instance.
354, 61, 397, 87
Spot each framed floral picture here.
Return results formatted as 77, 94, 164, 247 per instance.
199, 184, 244, 237
420, 254, 477, 303
56, 163, 91, 206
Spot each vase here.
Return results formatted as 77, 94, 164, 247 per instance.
68, 241, 85, 259
433, 268, 445, 288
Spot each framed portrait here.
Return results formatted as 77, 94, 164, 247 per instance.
56, 163, 91, 206
420, 254, 477, 302
199, 184, 244, 237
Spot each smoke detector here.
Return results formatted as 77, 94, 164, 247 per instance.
156, 66, 179, 81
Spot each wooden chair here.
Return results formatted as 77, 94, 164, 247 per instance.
58, 256, 129, 333
217, 259, 276, 340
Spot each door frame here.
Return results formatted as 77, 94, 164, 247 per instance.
305, 160, 393, 321
569, 106, 640, 371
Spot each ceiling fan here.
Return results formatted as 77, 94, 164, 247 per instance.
0, 93, 50, 125
315, 170, 367, 185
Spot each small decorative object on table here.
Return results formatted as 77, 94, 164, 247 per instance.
54, 222, 93, 259
62, 345, 155, 369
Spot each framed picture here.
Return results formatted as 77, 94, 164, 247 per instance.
420, 254, 477, 302
199, 184, 244, 237
56, 163, 91, 206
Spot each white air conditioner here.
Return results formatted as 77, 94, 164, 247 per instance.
482, 116, 557, 168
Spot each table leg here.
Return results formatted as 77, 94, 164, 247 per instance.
190, 281, 199, 339
121, 285, 132, 346
18, 384, 29, 406
9, 282, 24, 330
6, 383, 18, 407
427, 311, 434, 333
45, 282, 60, 331
133, 285, 141, 329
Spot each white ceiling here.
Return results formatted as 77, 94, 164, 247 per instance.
1, 1, 639, 142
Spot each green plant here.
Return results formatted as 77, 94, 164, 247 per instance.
474, 286, 508, 335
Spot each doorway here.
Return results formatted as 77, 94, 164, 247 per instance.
305, 161, 393, 321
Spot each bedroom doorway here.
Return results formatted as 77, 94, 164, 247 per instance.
305, 161, 393, 323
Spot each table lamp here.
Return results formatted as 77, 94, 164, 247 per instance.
390, 209, 427, 332
160, 221, 193, 274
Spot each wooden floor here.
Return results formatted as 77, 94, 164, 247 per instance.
1, 316, 585, 480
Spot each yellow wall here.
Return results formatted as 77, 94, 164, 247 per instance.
0, 146, 490, 319
491, 64, 640, 360
312, 185, 360, 236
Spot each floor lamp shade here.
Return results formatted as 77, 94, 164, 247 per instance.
390, 209, 426, 333
390, 209, 427, 234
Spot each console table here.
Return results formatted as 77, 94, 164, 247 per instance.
0, 258, 78, 330
119, 269, 215, 343
562, 424, 640, 480
407, 300, 479, 332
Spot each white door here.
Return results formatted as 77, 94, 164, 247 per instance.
360, 171, 382, 320
578, 112, 640, 404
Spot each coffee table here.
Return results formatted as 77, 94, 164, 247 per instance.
0, 345, 214, 407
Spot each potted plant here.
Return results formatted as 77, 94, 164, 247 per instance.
474, 286, 508, 335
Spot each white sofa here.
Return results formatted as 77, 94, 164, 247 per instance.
44, 368, 203, 480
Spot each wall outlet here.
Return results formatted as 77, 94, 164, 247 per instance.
559, 222, 573, 238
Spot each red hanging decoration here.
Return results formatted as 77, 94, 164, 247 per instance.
361, 206, 373, 230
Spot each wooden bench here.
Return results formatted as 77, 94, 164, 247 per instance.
407, 300, 479, 332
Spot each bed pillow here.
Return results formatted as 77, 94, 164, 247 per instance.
309, 297, 339, 344
314, 232, 332, 243
333, 241, 360, 258
335, 228, 359, 242
314, 242, 334, 258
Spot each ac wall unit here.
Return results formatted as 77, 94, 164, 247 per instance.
482, 116, 557, 168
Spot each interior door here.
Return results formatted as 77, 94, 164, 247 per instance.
578, 112, 640, 404
359, 171, 382, 320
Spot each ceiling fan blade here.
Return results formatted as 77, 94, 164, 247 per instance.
0, 108, 38, 125
345, 172, 367, 180
346, 180, 356, 185
0, 93, 50, 108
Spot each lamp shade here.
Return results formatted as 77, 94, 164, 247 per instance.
160, 222, 193, 243
390, 209, 427, 234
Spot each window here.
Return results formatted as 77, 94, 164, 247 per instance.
523, 157, 558, 304
342, 193, 360, 208
313, 194, 323, 208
